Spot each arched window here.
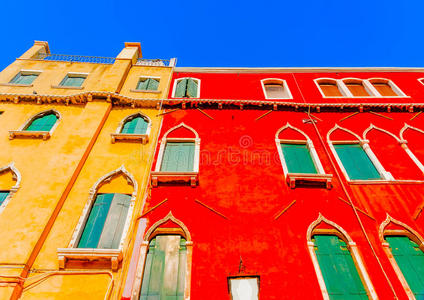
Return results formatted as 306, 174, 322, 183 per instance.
343, 79, 371, 97
25, 111, 58, 132
307, 214, 377, 299
172, 78, 200, 98
121, 115, 148, 134
0, 163, 21, 214
261, 79, 292, 99
111, 113, 152, 144
368, 79, 400, 97
316, 79, 343, 97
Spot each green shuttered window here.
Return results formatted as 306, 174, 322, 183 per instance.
0, 191, 9, 206
121, 116, 148, 134
314, 235, 368, 299
25, 113, 58, 132
140, 235, 187, 300
78, 193, 131, 249
334, 144, 381, 180
10, 72, 38, 85
60, 75, 86, 87
174, 78, 198, 98
386, 236, 424, 298
281, 143, 317, 174
160, 142, 195, 172
136, 78, 159, 91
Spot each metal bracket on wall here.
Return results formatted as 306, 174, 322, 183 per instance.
337, 197, 375, 221
195, 199, 228, 220
274, 200, 296, 220
139, 198, 168, 218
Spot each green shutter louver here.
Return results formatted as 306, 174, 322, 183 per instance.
78, 193, 131, 249
137, 78, 159, 91
186, 79, 198, 98
0, 191, 9, 206
281, 143, 317, 174
160, 142, 195, 172
314, 235, 368, 299
140, 235, 187, 300
174, 79, 188, 97
334, 144, 381, 180
386, 236, 424, 298
121, 116, 148, 134
25, 113, 58, 132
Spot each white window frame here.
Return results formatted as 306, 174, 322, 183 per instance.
9, 109, 61, 140
307, 213, 378, 300
131, 76, 161, 93
314, 78, 351, 98
111, 112, 152, 144
228, 276, 260, 300
7, 69, 42, 86
327, 124, 392, 182
171, 77, 201, 98
399, 123, 424, 175
368, 78, 407, 97
0, 163, 21, 215
53, 72, 89, 89
57, 166, 138, 270
261, 78, 293, 99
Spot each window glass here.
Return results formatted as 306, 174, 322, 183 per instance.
281, 143, 317, 174
372, 82, 398, 97
345, 82, 370, 97
334, 144, 381, 180
314, 235, 368, 299
386, 236, 424, 298
229, 278, 259, 300
160, 142, 195, 172
0, 191, 9, 206
319, 82, 343, 97
121, 116, 148, 134
10, 73, 38, 85
174, 79, 198, 98
77, 193, 131, 249
140, 235, 187, 299
25, 113, 58, 132
60, 75, 86, 87
136, 78, 159, 91
265, 83, 287, 98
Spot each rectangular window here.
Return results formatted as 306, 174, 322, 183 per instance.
314, 235, 368, 299
281, 143, 317, 174
77, 193, 130, 249
59, 74, 86, 87
334, 144, 381, 180
386, 236, 424, 298
136, 78, 159, 91
0, 191, 9, 206
229, 277, 259, 300
265, 84, 289, 98
160, 142, 195, 172
10, 72, 38, 85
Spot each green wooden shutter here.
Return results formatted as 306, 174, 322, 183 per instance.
137, 79, 149, 90
97, 193, 131, 249
160, 142, 195, 172
140, 236, 186, 300
334, 144, 381, 180
25, 113, 58, 131
0, 191, 9, 206
186, 79, 198, 98
78, 193, 114, 248
386, 236, 424, 298
314, 235, 368, 299
147, 78, 159, 91
122, 116, 148, 134
281, 143, 317, 174
174, 79, 188, 97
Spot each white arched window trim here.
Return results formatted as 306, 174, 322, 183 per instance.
111, 112, 152, 144
131, 211, 193, 300
151, 122, 200, 187
307, 213, 378, 300
0, 162, 21, 215
171, 77, 201, 98
57, 165, 138, 271
368, 78, 407, 97
275, 123, 332, 189
379, 214, 424, 299
9, 109, 61, 140
399, 123, 424, 175
327, 124, 392, 182
260, 78, 293, 99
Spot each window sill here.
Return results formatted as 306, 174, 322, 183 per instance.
286, 173, 333, 189
111, 133, 148, 144
151, 171, 198, 187
348, 179, 424, 185
9, 130, 50, 140
57, 248, 122, 271
0, 83, 33, 87
51, 85, 84, 90
129, 89, 161, 94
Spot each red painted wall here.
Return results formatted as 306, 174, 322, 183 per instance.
137, 71, 424, 299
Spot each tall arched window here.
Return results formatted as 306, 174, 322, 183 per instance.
111, 113, 152, 144
343, 79, 371, 97
25, 110, 58, 132
172, 78, 200, 98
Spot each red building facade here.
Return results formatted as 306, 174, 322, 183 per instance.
124, 69, 424, 300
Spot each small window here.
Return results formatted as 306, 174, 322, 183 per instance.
313, 235, 368, 298
9, 72, 39, 85
334, 144, 381, 180
174, 78, 199, 98
160, 142, 195, 172
25, 112, 58, 132
318, 80, 343, 97
136, 78, 159, 91
0, 191, 9, 206
345, 81, 370, 97
228, 277, 259, 300
59, 74, 87, 87
281, 143, 317, 174
369, 80, 398, 97
140, 235, 187, 298
121, 116, 148, 134
262, 79, 292, 99
77, 193, 131, 249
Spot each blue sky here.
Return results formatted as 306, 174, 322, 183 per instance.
1, 0, 423, 69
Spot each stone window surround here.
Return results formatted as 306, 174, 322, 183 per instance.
111, 112, 152, 144
9, 109, 61, 140
260, 78, 293, 100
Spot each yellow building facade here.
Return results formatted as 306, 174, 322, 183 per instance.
0, 41, 174, 299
